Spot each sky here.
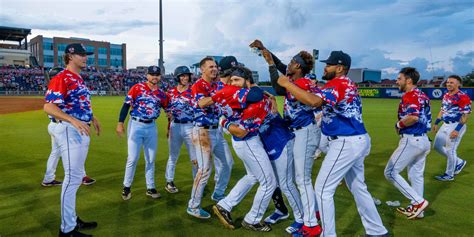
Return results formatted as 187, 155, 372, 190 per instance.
1, 0, 473, 80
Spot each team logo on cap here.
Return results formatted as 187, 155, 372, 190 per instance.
153, 66, 158, 71
338, 60, 342, 64
68, 47, 75, 53
231, 61, 236, 67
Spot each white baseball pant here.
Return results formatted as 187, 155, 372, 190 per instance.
218, 136, 277, 224
165, 121, 197, 182
433, 122, 467, 176
316, 134, 388, 237
385, 134, 430, 205
123, 119, 158, 189
212, 126, 234, 196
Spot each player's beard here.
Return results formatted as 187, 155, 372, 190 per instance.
322, 71, 336, 80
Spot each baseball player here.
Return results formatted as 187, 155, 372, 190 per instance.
41, 66, 96, 187
211, 67, 276, 232
432, 74, 471, 181
44, 43, 100, 237
164, 66, 197, 193
116, 66, 168, 200
187, 57, 233, 219
384, 67, 431, 220
252, 40, 322, 235
278, 51, 389, 237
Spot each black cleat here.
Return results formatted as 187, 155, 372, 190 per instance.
212, 205, 234, 230
76, 217, 97, 230
122, 186, 131, 200
58, 229, 92, 237
241, 220, 272, 232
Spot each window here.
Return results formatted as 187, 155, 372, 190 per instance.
111, 59, 122, 67
87, 55, 96, 65
43, 42, 53, 51
57, 44, 67, 52
98, 47, 107, 54
98, 59, 107, 66
86, 46, 95, 54
44, 55, 54, 63
110, 48, 122, 56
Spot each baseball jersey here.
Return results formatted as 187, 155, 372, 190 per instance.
441, 90, 472, 123
284, 77, 321, 128
192, 78, 221, 126
235, 97, 271, 141
317, 76, 367, 136
45, 69, 93, 122
124, 82, 167, 120
166, 87, 194, 122
259, 112, 295, 160
398, 88, 431, 135
211, 84, 248, 121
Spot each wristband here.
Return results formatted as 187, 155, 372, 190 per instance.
434, 118, 442, 125
454, 123, 464, 132
396, 121, 406, 129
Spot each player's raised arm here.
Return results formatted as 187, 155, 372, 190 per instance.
277, 75, 323, 108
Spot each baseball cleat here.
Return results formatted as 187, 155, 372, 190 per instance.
165, 181, 179, 193
397, 205, 424, 219
363, 232, 390, 237
264, 209, 289, 224
212, 205, 235, 230
146, 189, 161, 199
292, 225, 322, 237
407, 200, 429, 220
285, 221, 304, 234
82, 176, 96, 186
58, 229, 92, 237
454, 160, 467, 175
187, 207, 211, 219
434, 173, 454, 181
211, 192, 226, 202
241, 220, 272, 232
42, 180, 62, 187
122, 187, 131, 200
76, 217, 97, 230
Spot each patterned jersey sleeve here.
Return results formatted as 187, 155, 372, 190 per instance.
403, 92, 421, 116
211, 85, 247, 109
159, 91, 169, 109
192, 82, 208, 102
124, 85, 138, 105
459, 94, 472, 114
45, 76, 68, 104
319, 81, 341, 107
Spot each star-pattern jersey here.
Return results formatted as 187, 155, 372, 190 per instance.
284, 77, 321, 128
166, 87, 194, 122
191, 78, 221, 126
398, 88, 431, 134
124, 82, 167, 120
211, 85, 248, 121
441, 91, 472, 123
45, 69, 93, 122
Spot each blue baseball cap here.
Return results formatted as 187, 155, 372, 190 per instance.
320, 51, 351, 68
147, 66, 161, 75
65, 43, 93, 55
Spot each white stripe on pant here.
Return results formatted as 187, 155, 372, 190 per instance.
385, 134, 430, 205
218, 136, 276, 224
165, 122, 197, 181
433, 122, 466, 176
51, 122, 90, 233
123, 119, 158, 189
315, 134, 387, 237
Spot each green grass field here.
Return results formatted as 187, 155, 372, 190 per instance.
0, 97, 473, 237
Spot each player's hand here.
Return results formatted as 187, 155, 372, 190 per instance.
431, 124, 438, 133
394, 123, 400, 135
261, 49, 275, 65
449, 130, 459, 139
249, 39, 266, 50
92, 116, 101, 136
277, 75, 291, 88
71, 118, 90, 136
116, 122, 125, 138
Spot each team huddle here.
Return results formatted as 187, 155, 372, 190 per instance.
42, 41, 471, 237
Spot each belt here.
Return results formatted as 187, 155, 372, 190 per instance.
132, 117, 154, 124
289, 121, 315, 131
197, 124, 219, 129
328, 136, 339, 141
400, 133, 425, 137
51, 118, 91, 126
444, 121, 456, 124
174, 119, 191, 124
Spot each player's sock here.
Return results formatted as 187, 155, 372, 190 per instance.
271, 187, 288, 215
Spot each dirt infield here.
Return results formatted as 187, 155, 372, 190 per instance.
0, 97, 45, 114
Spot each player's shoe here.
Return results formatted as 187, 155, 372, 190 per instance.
396, 205, 412, 216
212, 205, 235, 230
264, 209, 289, 224
241, 220, 272, 232
165, 181, 179, 193
454, 160, 467, 175
406, 200, 429, 220
362, 232, 390, 237
82, 176, 96, 186
434, 173, 454, 181
58, 229, 92, 237
42, 180, 62, 187
187, 207, 211, 219
75, 217, 98, 230
285, 221, 304, 234
122, 187, 131, 200
146, 189, 161, 199
291, 225, 322, 237
211, 192, 226, 202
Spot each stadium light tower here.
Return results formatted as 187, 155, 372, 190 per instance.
159, 0, 165, 74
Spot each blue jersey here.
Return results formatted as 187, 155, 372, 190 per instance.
45, 69, 93, 122
284, 77, 320, 128
318, 76, 367, 136
166, 87, 194, 122
124, 82, 167, 120
398, 88, 431, 135
259, 112, 295, 160
441, 91, 472, 123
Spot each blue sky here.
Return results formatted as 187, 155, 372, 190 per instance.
1, 0, 472, 80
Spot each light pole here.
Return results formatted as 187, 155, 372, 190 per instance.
159, 0, 164, 74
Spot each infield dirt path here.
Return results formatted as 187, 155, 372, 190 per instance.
0, 97, 44, 114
